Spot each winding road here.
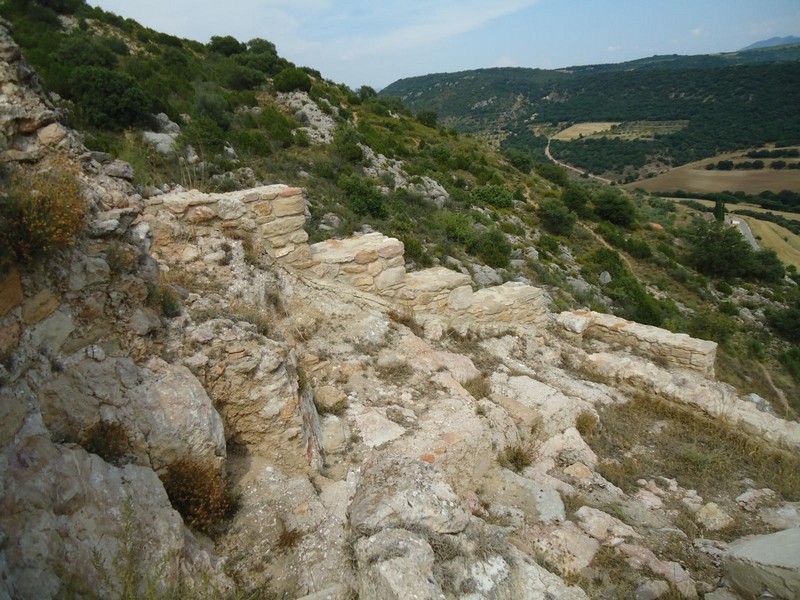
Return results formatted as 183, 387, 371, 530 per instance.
544, 138, 613, 185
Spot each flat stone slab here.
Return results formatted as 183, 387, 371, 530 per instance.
310, 232, 404, 264
725, 527, 800, 599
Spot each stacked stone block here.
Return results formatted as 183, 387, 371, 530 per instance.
144, 185, 310, 265
558, 310, 717, 376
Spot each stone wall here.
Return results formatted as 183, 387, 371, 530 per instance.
558, 310, 717, 376
143, 185, 310, 265
302, 233, 547, 337
149, 188, 544, 337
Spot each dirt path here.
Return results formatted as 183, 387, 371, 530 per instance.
545, 138, 614, 185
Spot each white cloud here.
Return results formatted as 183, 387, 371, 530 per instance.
691, 27, 705, 37
607, 45, 623, 53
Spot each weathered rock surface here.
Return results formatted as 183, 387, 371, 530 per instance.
724, 528, 800, 600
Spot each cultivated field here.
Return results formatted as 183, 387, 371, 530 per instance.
601, 120, 688, 141
552, 122, 620, 140
626, 147, 800, 194
741, 216, 800, 269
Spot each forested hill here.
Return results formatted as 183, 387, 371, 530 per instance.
381, 48, 800, 177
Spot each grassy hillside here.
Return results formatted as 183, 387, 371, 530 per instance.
382, 52, 800, 184
3, 1, 800, 415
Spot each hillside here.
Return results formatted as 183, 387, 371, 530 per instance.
741, 36, 800, 51
2, 3, 800, 599
381, 50, 800, 184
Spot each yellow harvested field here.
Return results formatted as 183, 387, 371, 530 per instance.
552, 122, 620, 141
625, 147, 800, 194
629, 167, 800, 194
741, 217, 800, 269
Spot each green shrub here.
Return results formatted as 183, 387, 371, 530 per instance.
538, 199, 576, 236
338, 174, 387, 218
333, 124, 363, 162
767, 300, 800, 341
472, 185, 513, 209
594, 190, 636, 228
160, 459, 236, 534
439, 212, 474, 244
178, 115, 226, 154
0, 168, 86, 270
688, 311, 737, 344
779, 346, 800, 384
469, 229, 511, 268
273, 67, 312, 92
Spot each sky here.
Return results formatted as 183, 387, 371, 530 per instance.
90, 0, 800, 90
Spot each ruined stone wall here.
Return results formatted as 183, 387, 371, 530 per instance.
558, 310, 717, 376
302, 233, 547, 337
153, 186, 549, 338
143, 185, 310, 265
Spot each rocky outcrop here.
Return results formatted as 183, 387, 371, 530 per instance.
558, 309, 717, 376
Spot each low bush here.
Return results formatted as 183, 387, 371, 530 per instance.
1, 168, 85, 271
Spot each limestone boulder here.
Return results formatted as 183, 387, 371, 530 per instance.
0, 431, 230, 599
724, 528, 800, 600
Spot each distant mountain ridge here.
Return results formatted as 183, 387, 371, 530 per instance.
741, 36, 800, 51
382, 45, 800, 180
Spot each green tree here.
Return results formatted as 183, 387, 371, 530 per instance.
713, 198, 726, 222
502, 149, 533, 173
561, 185, 591, 217
538, 199, 576, 236
686, 220, 752, 279
536, 163, 568, 186
358, 85, 377, 101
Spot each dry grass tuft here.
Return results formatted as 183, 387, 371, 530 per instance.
81, 421, 130, 465
464, 374, 492, 400
160, 459, 237, 535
